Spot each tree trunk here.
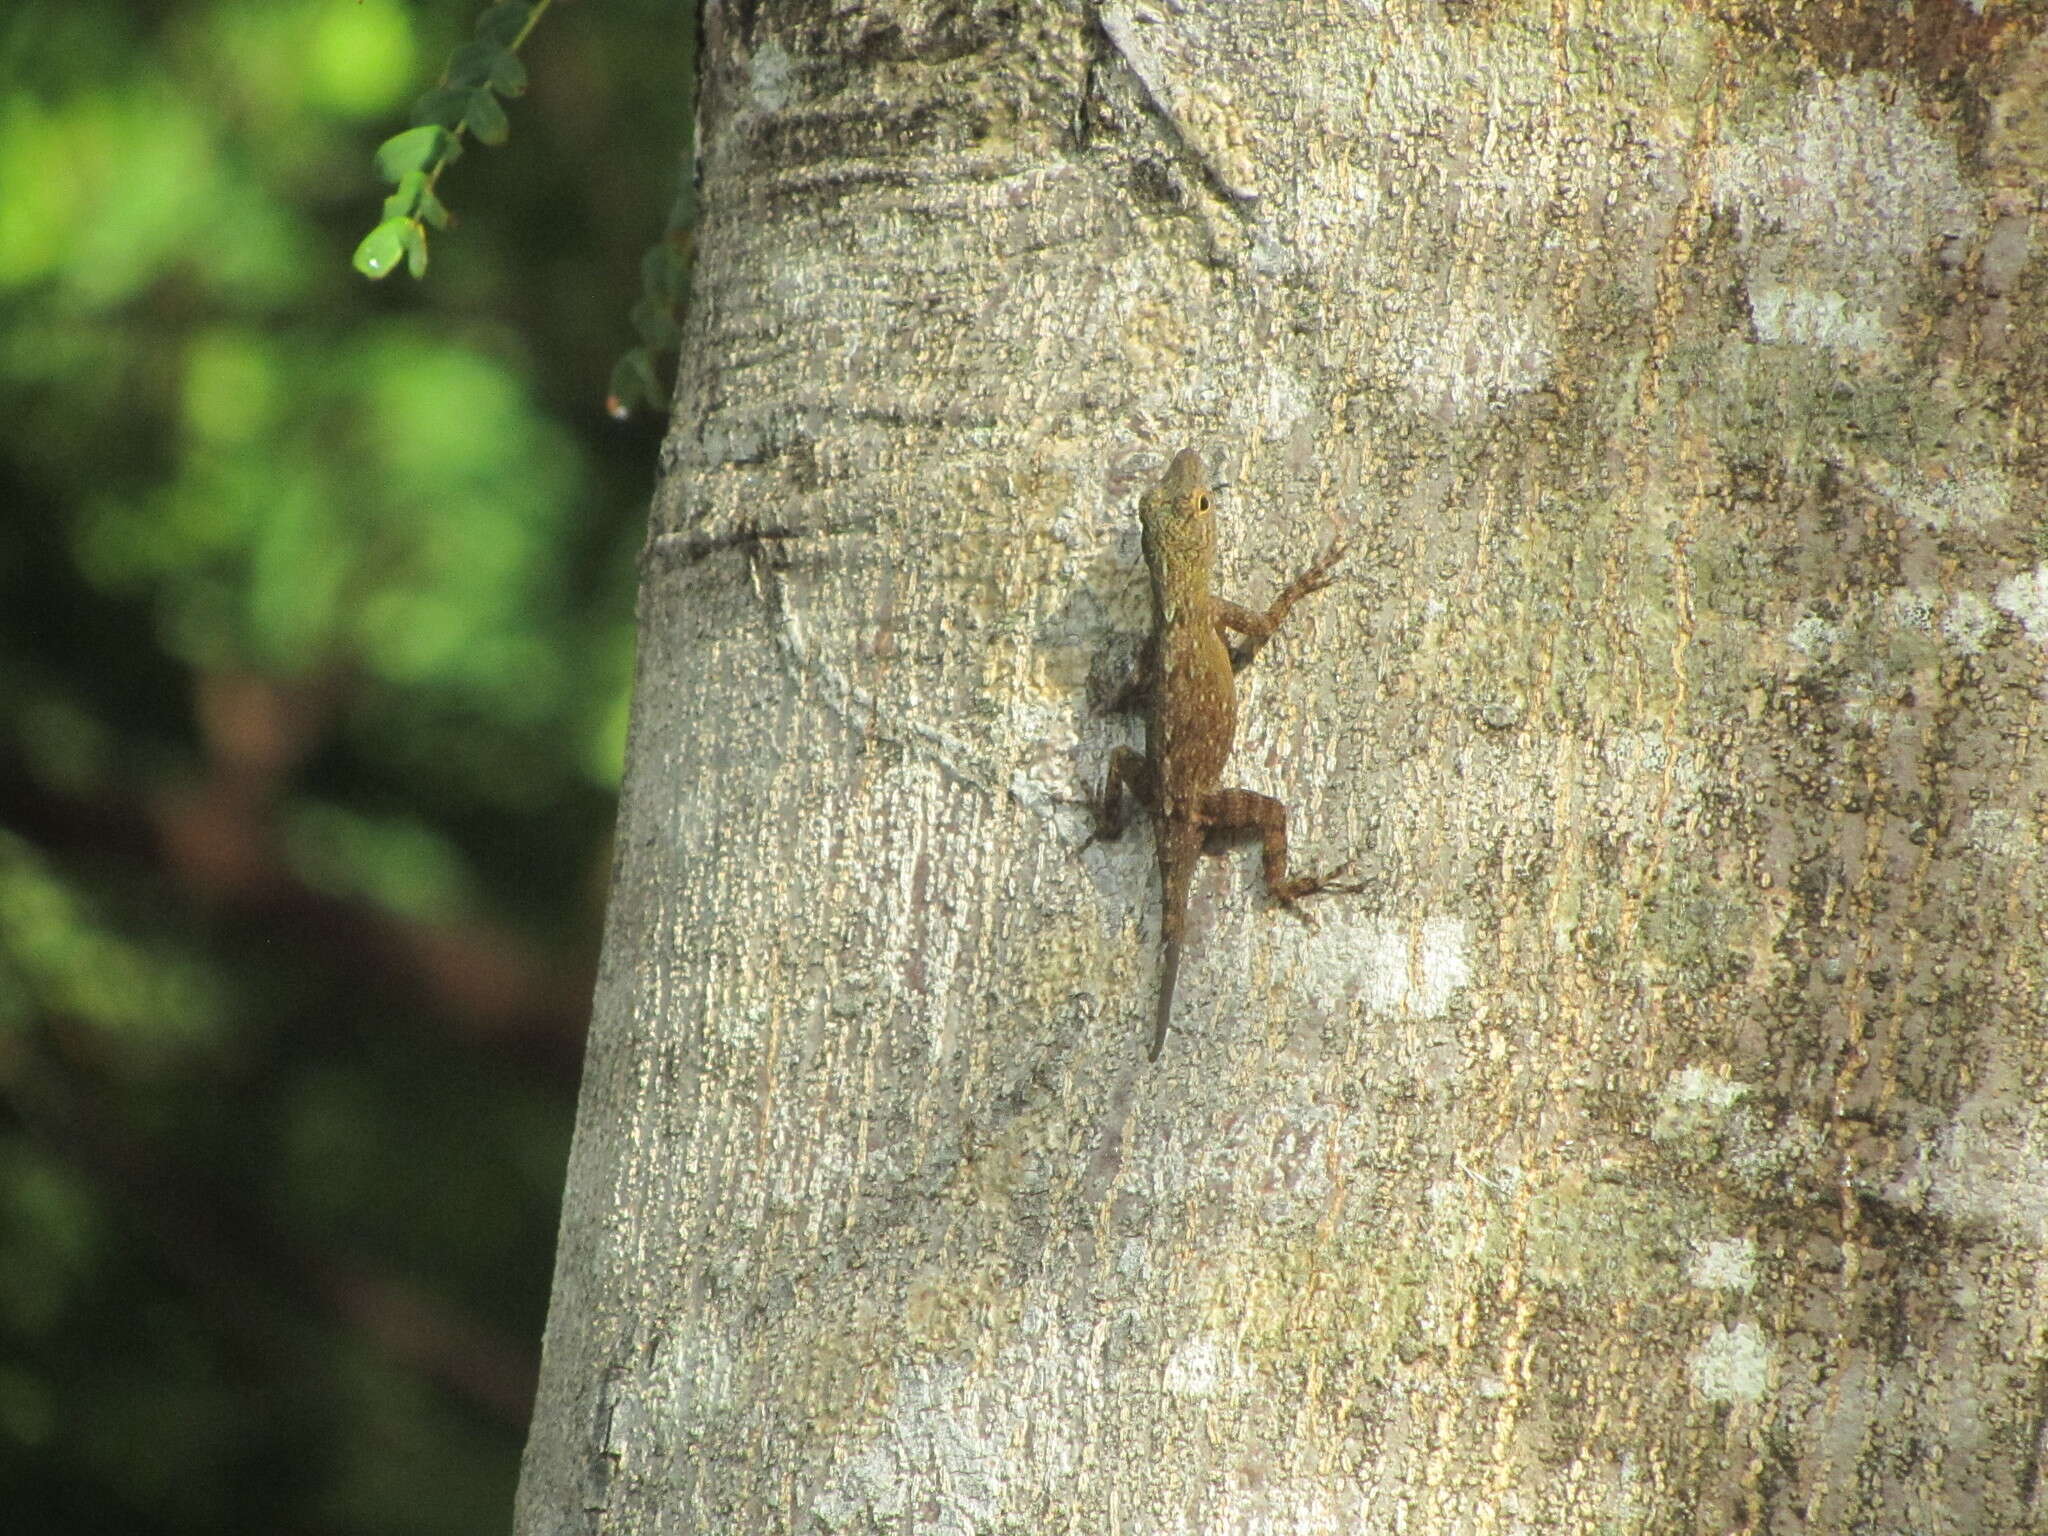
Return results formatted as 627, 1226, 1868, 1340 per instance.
517, 4, 2048, 1531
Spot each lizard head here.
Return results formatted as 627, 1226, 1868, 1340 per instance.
1138, 448, 1218, 585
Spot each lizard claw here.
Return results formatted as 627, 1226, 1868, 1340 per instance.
1298, 537, 1350, 593
1273, 863, 1365, 922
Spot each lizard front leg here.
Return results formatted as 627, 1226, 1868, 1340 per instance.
1201, 786, 1363, 916
1218, 534, 1351, 672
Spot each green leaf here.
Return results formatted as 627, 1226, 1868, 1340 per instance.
474, 2, 533, 47
639, 244, 671, 297
487, 51, 528, 98
447, 43, 503, 90
400, 221, 428, 280
630, 296, 678, 351
640, 239, 689, 303
410, 87, 471, 130
466, 89, 509, 147
418, 187, 452, 231
352, 219, 410, 279
381, 170, 428, 222
606, 349, 663, 420
373, 125, 445, 184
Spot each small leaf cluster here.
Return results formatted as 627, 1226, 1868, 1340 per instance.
354, 2, 547, 280
607, 229, 694, 420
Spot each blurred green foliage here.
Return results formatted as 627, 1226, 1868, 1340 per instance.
0, 0, 690, 1529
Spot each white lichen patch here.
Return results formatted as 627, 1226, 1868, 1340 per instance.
1867, 463, 2011, 532
1887, 586, 1936, 632
1712, 73, 1976, 354
1299, 915, 1470, 1020
1256, 364, 1314, 442
1773, 573, 2011, 688
1652, 1066, 1749, 1143
1686, 1236, 1758, 1292
1746, 283, 1884, 350
748, 39, 794, 114
1923, 1061, 2048, 1247
1944, 592, 1998, 654
1404, 293, 1556, 419
1876, 582, 1997, 660
1162, 1335, 1231, 1399
809, 1354, 1074, 1536
1785, 613, 1841, 658
1964, 807, 2027, 859
1690, 1321, 1772, 1404
1993, 566, 2048, 643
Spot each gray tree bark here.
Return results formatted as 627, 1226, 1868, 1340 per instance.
517, 3, 2048, 1532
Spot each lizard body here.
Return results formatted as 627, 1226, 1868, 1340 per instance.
1094, 448, 1360, 1059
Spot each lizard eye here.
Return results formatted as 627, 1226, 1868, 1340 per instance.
1196, 493, 1211, 513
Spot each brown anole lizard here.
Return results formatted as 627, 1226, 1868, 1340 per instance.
1093, 448, 1361, 1060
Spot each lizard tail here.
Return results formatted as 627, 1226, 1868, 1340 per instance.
1148, 940, 1182, 1060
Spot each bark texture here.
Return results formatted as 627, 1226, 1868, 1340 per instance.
518, 2, 2048, 1531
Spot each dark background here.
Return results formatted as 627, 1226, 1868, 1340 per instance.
0, 2, 690, 1529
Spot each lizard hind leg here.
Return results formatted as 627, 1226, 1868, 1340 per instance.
1202, 787, 1364, 921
